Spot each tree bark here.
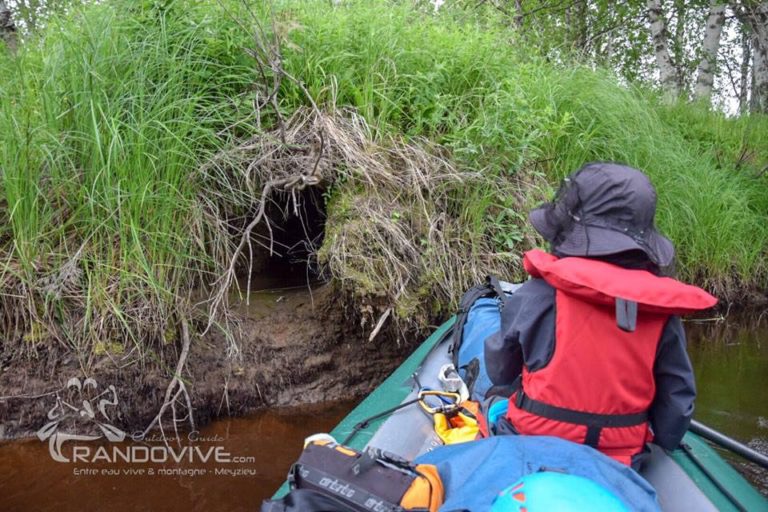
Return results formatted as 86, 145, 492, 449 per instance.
574, 0, 589, 52
733, 2, 768, 113
514, 0, 524, 29
694, 2, 726, 101
0, 0, 17, 52
753, 34, 768, 112
647, 0, 681, 100
739, 28, 752, 113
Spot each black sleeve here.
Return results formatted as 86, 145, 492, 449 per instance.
650, 316, 696, 450
484, 330, 522, 386
484, 279, 556, 385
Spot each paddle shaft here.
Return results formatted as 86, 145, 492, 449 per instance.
689, 419, 768, 469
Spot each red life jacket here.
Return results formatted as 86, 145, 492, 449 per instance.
505, 249, 717, 465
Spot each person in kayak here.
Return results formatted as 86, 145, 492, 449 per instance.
485, 162, 717, 466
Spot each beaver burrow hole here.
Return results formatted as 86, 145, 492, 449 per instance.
243, 186, 328, 289
216, 183, 407, 408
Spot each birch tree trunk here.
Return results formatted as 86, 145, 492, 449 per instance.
734, 2, 768, 113
754, 6, 768, 114
646, 0, 681, 100
740, 31, 752, 113
0, 0, 17, 52
694, 2, 726, 101
753, 34, 768, 112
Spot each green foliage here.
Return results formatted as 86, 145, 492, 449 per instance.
273, 1, 767, 296
0, 0, 255, 353
1, 0, 766, 356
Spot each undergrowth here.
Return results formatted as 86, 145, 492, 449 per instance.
276, 1, 768, 300
0, 1, 255, 360
0, 0, 766, 365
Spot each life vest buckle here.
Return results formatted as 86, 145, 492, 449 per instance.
615, 298, 638, 332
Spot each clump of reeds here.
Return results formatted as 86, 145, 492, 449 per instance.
0, 1, 255, 361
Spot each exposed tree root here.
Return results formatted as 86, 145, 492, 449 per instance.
200, 106, 523, 341
140, 317, 195, 444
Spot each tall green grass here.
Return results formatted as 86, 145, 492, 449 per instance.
1, 0, 766, 358
0, 1, 255, 355
275, 1, 768, 296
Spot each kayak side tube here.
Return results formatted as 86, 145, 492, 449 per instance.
272, 318, 455, 499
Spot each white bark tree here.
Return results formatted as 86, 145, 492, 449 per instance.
753, 33, 768, 112
733, 1, 768, 113
647, 0, 682, 100
0, 0, 17, 51
694, 2, 726, 101
739, 29, 752, 112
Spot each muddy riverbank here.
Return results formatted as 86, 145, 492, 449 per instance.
1, 310, 766, 512
0, 279, 409, 441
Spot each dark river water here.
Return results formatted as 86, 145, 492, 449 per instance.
0, 401, 354, 511
685, 316, 768, 496
0, 317, 766, 511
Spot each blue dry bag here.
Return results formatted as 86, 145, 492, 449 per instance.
415, 436, 660, 512
450, 277, 518, 402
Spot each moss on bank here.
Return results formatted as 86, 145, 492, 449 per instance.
0, 0, 766, 364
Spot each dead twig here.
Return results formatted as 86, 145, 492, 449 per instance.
368, 307, 392, 342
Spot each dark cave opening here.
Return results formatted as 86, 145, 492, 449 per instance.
247, 186, 328, 290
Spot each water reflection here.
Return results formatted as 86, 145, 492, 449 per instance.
686, 317, 768, 495
1, 317, 767, 510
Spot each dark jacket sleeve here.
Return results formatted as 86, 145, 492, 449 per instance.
485, 279, 556, 386
650, 316, 696, 450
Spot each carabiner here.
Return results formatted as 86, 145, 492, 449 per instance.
417, 389, 462, 415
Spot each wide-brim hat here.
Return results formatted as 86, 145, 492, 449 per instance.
529, 162, 675, 268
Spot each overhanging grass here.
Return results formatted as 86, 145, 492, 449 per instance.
1, 0, 766, 360
0, 1, 256, 356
